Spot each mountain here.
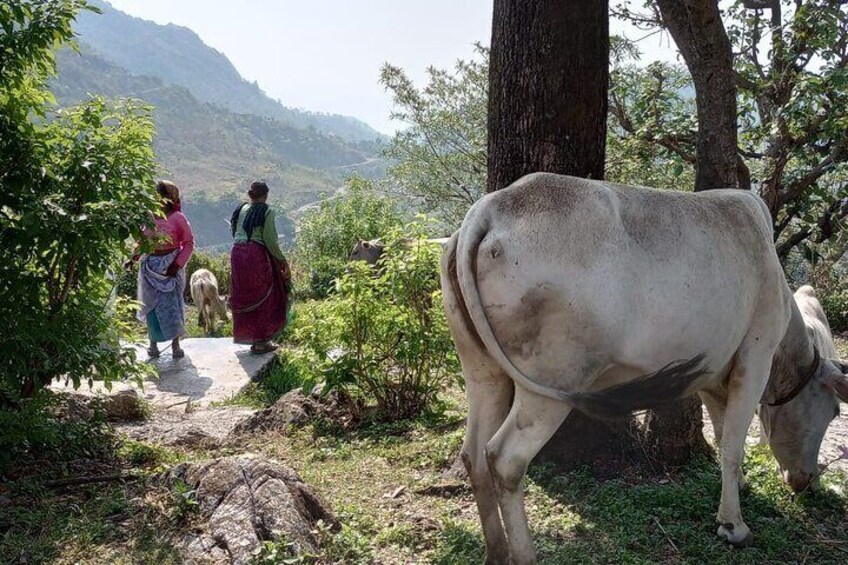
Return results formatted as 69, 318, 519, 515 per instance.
74, 1, 384, 143
53, 47, 374, 247
50, 1, 388, 249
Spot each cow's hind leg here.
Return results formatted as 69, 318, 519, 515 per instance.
715, 347, 772, 547
699, 390, 726, 446
486, 386, 570, 565
442, 241, 512, 563
462, 372, 512, 564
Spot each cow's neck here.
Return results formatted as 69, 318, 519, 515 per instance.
763, 300, 815, 404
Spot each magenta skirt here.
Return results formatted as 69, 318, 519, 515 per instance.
230, 242, 289, 344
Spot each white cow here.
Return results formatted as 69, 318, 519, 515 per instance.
440, 173, 848, 564
189, 268, 229, 335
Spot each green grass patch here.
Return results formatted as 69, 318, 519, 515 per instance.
250, 409, 848, 564
0, 480, 182, 564
213, 349, 308, 408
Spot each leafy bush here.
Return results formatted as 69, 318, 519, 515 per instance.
817, 270, 848, 333
0, 392, 116, 475
0, 1, 159, 398
294, 176, 405, 298
290, 220, 460, 422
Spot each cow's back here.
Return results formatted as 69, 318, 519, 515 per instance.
460, 173, 789, 385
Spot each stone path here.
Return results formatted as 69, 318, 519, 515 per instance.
53, 338, 276, 408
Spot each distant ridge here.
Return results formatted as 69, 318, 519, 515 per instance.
75, 0, 385, 143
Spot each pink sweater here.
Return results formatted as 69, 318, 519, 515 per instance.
141, 211, 195, 268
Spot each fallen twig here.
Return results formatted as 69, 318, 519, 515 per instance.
653, 516, 679, 554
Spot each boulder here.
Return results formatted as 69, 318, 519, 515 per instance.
160, 455, 337, 564
100, 389, 148, 421
232, 387, 358, 436
51, 389, 147, 422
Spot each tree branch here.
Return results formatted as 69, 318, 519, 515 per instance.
778, 135, 848, 209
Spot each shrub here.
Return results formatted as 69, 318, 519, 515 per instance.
0, 1, 159, 398
0, 392, 116, 475
290, 219, 460, 422
819, 279, 848, 334
294, 176, 405, 298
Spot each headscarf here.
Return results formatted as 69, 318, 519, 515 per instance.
231, 202, 268, 239
231, 181, 270, 239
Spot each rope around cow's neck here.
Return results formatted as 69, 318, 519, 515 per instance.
764, 345, 820, 407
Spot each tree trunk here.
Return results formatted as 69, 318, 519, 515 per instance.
487, 0, 648, 474
655, 0, 741, 191
487, 0, 608, 193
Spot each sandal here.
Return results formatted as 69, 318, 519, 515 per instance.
172, 347, 185, 359
250, 342, 278, 354
147, 346, 160, 359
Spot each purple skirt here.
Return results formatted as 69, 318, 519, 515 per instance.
230, 242, 288, 344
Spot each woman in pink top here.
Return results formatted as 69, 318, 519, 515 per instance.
130, 180, 195, 359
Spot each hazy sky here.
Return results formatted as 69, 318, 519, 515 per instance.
106, 1, 678, 134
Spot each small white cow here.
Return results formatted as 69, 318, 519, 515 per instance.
190, 269, 229, 335
441, 173, 848, 564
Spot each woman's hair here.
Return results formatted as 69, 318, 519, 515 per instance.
156, 180, 181, 213
248, 180, 269, 200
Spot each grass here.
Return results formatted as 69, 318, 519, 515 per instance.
213, 348, 307, 408
242, 404, 848, 565
4, 341, 847, 563
0, 429, 188, 565
0, 481, 182, 565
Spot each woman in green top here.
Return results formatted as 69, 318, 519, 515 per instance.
229, 181, 291, 353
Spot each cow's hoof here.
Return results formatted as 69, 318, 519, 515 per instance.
717, 523, 754, 547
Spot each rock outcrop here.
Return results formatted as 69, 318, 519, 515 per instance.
159, 455, 336, 564
232, 387, 358, 436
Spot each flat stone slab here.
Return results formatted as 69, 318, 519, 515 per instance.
52, 338, 276, 408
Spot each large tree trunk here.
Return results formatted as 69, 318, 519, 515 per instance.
487, 0, 607, 191
487, 0, 648, 474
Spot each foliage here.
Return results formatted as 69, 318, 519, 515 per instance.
805, 261, 848, 333
607, 60, 697, 190
290, 220, 460, 421
294, 176, 405, 298
0, 392, 115, 475
613, 1, 848, 261
0, 0, 160, 397
380, 42, 699, 228
381, 44, 488, 228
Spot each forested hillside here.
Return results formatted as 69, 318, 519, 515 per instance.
53, 49, 353, 247
50, 2, 387, 248
75, 1, 384, 143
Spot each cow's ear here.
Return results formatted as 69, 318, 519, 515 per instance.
824, 360, 848, 403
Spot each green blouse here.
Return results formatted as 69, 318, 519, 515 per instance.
233, 204, 286, 261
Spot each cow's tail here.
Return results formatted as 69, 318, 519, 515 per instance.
454, 202, 708, 419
